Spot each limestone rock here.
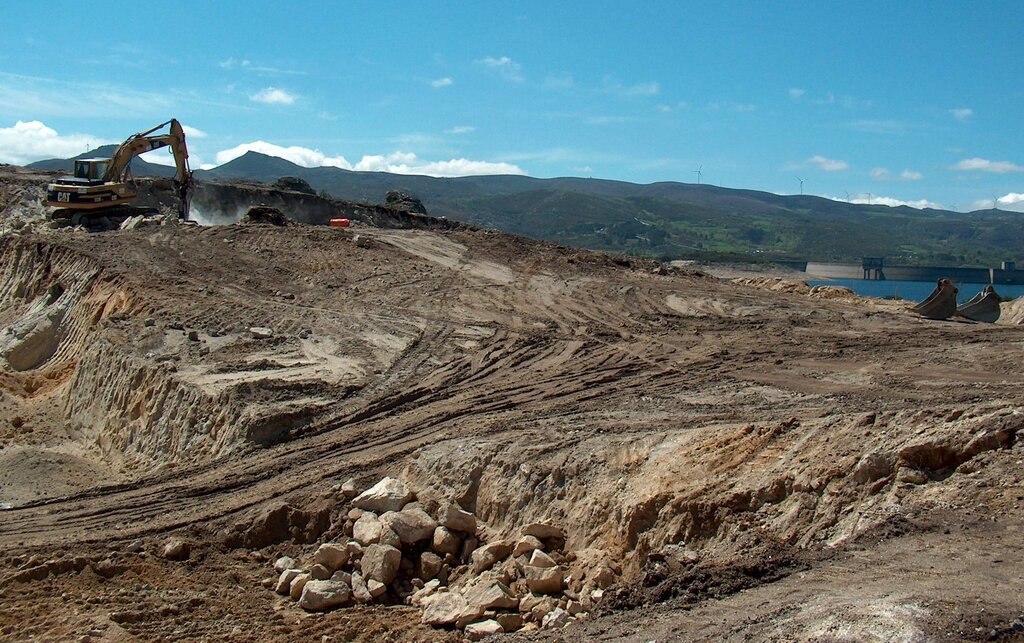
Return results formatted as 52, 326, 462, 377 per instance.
351, 572, 373, 603
513, 535, 542, 557
298, 580, 352, 611
465, 580, 518, 611
409, 579, 441, 607
353, 513, 383, 546
418, 551, 443, 580
465, 619, 504, 640
525, 566, 563, 594
310, 563, 332, 580
432, 526, 461, 555
421, 592, 483, 627
472, 540, 514, 573
496, 612, 525, 632
529, 550, 556, 569
542, 607, 569, 629
289, 573, 310, 600
361, 544, 401, 585
273, 556, 296, 573
313, 543, 349, 570
522, 523, 563, 540
380, 507, 437, 544
330, 570, 352, 586
353, 477, 413, 513
591, 566, 616, 589
444, 504, 477, 533
275, 568, 303, 595
525, 595, 557, 621
249, 326, 273, 339
161, 539, 190, 561
341, 478, 358, 497
379, 526, 401, 548
368, 579, 387, 598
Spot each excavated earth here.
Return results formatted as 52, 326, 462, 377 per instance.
0, 165, 1022, 641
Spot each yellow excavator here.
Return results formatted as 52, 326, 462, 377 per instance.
46, 119, 193, 223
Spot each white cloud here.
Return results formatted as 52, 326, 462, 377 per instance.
970, 193, 1024, 212
837, 193, 942, 209
249, 87, 296, 105
352, 151, 524, 176
475, 56, 524, 82
445, 125, 475, 134
808, 155, 849, 172
543, 73, 574, 90
708, 101, 756, 112
572, 166, 594, 174
870, 167, 891, 180
182, 125, 207, 138
952, 157, 1024, 174
220, 58, 304, 75
0, 120, 110, 165
431, 77, 453, 88
215, 141, 351, 168
788, 88, 806, 100
900, 169, 923, 181
212, 142, 525, 177
219, 58, 250, 69
586, 115, 638, 125
655, 101, 690, 113
996, 193, 1024, 212
602, 77, 660, 97
950, 107, 973, 122
0, 74, 175, 117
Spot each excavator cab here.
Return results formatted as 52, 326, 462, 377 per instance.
58, 159, 113, 186
72, 159, 111, 183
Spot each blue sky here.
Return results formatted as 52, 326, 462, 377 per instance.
2, 1, 1022, 211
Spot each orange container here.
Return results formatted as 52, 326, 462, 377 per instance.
329, 218, 350, 228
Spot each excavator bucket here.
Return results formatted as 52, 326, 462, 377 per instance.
911, 278, 958, 320
957, 285, 1001, 323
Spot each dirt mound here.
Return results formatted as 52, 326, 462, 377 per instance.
242, 205, 291, 226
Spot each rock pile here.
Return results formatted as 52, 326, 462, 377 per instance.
384, 190, 428, 215
266, 477, 606, 637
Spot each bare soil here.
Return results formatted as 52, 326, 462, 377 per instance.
1, 166, 1022, 641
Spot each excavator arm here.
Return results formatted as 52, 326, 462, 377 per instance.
104, 119, 193, 218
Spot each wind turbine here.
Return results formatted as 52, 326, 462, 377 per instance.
797, 177, 806, 195
693, 165, 703, 185
992, 193, 1000, 210
844, 190, 850, 203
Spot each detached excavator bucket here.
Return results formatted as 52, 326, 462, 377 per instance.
911, 278, 958, 320
957, 285, 1001, 323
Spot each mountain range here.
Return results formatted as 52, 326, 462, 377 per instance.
28, 148, 1021, 267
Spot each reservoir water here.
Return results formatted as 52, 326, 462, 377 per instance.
805, 278, 1024, 303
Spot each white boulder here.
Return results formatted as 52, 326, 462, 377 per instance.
352, 477, 413, 513
298, 579, 352, 612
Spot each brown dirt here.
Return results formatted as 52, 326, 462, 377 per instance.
1, 165, 1023, 641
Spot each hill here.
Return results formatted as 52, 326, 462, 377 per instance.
30, 148, 1022, 266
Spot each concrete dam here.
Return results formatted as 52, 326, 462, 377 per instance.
797, 259, 1022, 285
